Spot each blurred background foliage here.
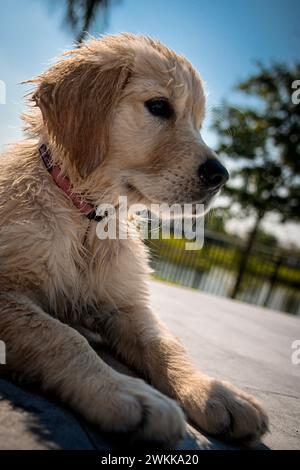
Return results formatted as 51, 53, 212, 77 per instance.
212, 63, 300, 298
64, 0, 117, 41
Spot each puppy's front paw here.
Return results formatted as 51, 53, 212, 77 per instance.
182, 376, 268, 445
95, 377, 186, 447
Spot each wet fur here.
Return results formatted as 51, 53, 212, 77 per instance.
0, 34, 268, 446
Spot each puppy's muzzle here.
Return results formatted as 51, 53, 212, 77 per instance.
198, 158, 229, 191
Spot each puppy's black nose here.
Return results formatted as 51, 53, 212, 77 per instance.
198, 159, 229, 190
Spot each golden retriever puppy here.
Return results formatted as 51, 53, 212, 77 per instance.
0, 34, 268, 446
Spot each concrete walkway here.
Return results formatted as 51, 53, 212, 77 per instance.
0, 281, 299, 450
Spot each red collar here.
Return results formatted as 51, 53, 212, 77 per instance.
39, 145, 101, 221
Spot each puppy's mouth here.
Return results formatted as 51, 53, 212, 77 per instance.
125, 182, 148, 201
201, 189, 219, 205
125, 181, 218, 215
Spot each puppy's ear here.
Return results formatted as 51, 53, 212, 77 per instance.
33, 52, 130, 177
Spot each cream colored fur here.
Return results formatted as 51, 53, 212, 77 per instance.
0, 34, 268, 446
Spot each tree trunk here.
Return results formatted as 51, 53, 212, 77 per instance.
230, 211, 264, 299
263, 256, 282, 307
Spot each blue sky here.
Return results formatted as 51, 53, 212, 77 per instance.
0, 0, 299, 243
0, 0, 299, 147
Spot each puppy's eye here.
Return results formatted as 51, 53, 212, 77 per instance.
145, 99, 174, 119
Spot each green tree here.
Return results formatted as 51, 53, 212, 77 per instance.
212, 63, 300, 298
255, 228, 278, 248
205, 208, 228, 235
64, 0, 117, 42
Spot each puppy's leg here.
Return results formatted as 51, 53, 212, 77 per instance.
0, 293, 185, 445
93, 306, 268, 444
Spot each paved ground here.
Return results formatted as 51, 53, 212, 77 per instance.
0, 281, 299, 450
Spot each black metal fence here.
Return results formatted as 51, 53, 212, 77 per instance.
146, 230, 300, 315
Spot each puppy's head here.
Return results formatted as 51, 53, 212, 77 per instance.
33, 34, 228, 210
